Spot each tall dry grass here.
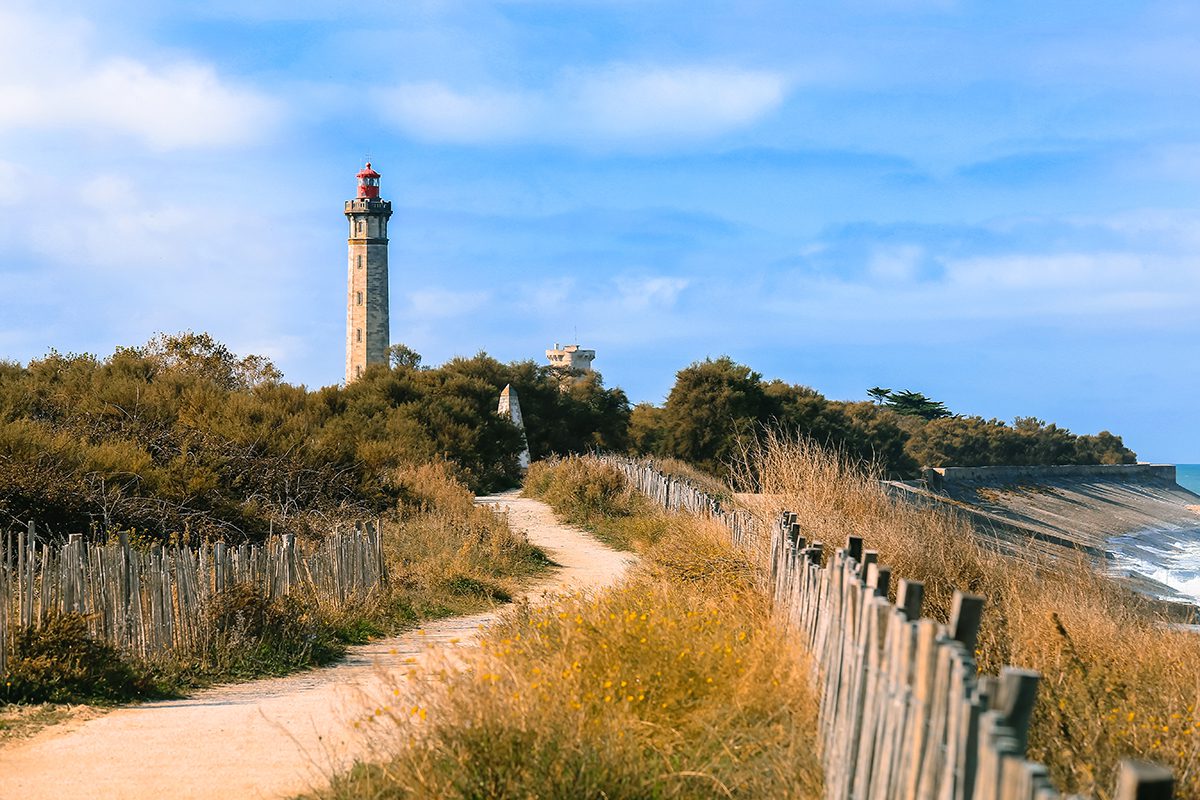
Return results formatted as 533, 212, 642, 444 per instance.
344, 460, 550, 626
737, 432, 1200, 798
308, 466, 822, 800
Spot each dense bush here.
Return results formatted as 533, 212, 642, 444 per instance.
904, 414, 1136, 468
0, 615, 160, 704
198, 585, 346, 679
0, 333, 629, 543
632, 356, 1134, 477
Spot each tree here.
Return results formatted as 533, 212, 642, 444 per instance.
627, 403, 667, 455
883, 389, 952, 421
660, 357, 770, 473
867, 387, 892, 405
140, 331, 281, 391
903, 415, 1136, 468
388, 343, 423, 370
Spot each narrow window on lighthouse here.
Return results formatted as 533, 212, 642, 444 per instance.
357, 255, 363, 270
356, 328, 362, 342
356, 291, 363, 306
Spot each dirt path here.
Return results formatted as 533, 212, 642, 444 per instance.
0, 494, 632, 800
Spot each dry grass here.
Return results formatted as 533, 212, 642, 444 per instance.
382, 461, 550, 617
307, 467, 822, 800
186, 461, 548, 684
736, 432, 1200, 798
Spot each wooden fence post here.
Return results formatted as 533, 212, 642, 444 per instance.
22, 522, 35, 633
1115, 760, 1174, 800
862, 549, 879, 572
872, 566, 891, 599
950, 591, 985, 651
997, 667, 1040, 753
896, 578, 923, 620
846, 534, 863, 564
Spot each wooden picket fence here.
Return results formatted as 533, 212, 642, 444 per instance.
0, 520, 386, 673
608, 456, 757, 551
602, 456, 1176, 800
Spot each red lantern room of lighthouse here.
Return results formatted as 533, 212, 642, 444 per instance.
356, 163, 381, 198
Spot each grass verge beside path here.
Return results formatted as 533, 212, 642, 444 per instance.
1, 461, 549, 708
307, 458, 822, 800
741, 433, 1200, 798
0, 703, 97, 745
523, 455, 671, 551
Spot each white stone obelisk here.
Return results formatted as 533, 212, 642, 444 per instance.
498, 384, 531, 471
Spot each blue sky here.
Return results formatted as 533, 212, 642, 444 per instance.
1, 0, 1199, 461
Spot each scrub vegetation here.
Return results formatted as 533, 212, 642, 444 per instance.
0, 337, 1132, 543
307, 459, 823, 800
629, 356, 1136, 477
0, 332, 629, 544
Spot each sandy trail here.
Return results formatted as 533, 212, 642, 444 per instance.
0, 493, 632, 800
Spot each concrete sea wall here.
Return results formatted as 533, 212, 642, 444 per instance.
891, 463, 1200, 605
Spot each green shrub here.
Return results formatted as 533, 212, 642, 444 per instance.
1, 615, 161, 704
200, 584, 346, 679
0, 334, 631, 544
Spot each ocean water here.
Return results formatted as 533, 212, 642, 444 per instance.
1105, 463, 1200, 604
1108, 529, 1200, 605
1178, 464, 1200, 495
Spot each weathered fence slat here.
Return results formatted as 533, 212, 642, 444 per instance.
1, 521, 386, 669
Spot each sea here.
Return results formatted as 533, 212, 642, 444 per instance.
1177, 464, 1200, 495
1105, 464, 1200, 605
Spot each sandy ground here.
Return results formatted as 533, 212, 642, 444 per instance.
0, 493, 633, 800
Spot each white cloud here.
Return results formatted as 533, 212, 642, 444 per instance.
616, 275, 689, 310
374, 83, 530, 144
944, 252, 1149, 291
1097, 209, 1200, 251
0, 161, 27, 206
570, 66, 787, 140
78, 174, 138, 209
373, 64, 787, 147
0, 157, 329, 382
0, 9, 280, 150
773, 247, 1200, 335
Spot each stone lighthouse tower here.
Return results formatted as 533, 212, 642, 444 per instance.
344, 162, 393, 383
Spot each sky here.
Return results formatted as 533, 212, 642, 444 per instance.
0, 1, 1198, 461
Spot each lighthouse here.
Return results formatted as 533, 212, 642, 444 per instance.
344, 162, 393, 383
